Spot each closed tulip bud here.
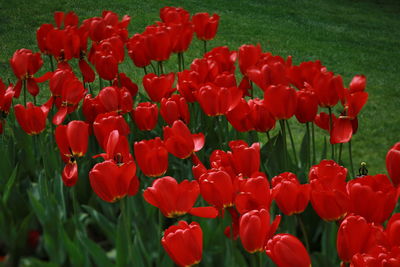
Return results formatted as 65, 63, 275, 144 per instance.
55, 120, 89, 161
249, 98, 276, 132
160, 95, 190, 125
226, 98, 254, 132
196, 84, 242, 116
235, 173, 272, 214
162, 221, 203, 267
132, 102, 158, 131
238, 44, 262, 75
62, 162, 78, 187
163, 120, 205, 159
127, 34, 151, 68
239, 209, 281, 253
192, 13, 220, 41
313, 71, 343, 108
266, 234, 311, 267
349, 74, 366, 93
89, 160, 138, 203
386, 142, 400, 187
264, 85, 297, 120
143, 177, 217, 218
98, 86, 133, 114
134, 137, 168, 177
145, 25, 173, 62
347, 174, 398, 224
271, 172, 310, 215
14, 102, 49, 135
337, 215, 387, 263
160, 7, 190, 24
93, 112, 130, 150
143, 73, 175, 102
229, 140, 260, 177
295, 89, 318, 123
198, 169, 235, 209
170, 22, 194, 53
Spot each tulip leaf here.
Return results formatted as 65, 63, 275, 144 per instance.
61, 228, 86, 267
20, 258, 59, 267
82, 205, 116, 244
2, 164, 18, 205
79, 234, 112, 267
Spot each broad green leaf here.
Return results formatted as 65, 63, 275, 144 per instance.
80, 234, 113, 267
82, 205, 116, 245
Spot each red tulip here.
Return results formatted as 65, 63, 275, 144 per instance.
98, 86, 133, 114
89, 160, 138, 202
309, 160, 349, 221
162, 221, 203, 267
330, 117, 353, 144
144, 25, 173, 61
386, 142, 400, 187
347, 174, 398, 224
14, 102, 49, 135
143, 73, 175, 102
177, 70, 200, 102
295, 89, 318, 123
235, 173, 272, 214
229, 140, 260, 178
163, 120, 205, 159
337, 215, 387, 262
226, 98, 254, 132
196, 84, 242, 116
238, 44, 262, 75
386, 213, 400, 248
190, 58, 218, 84
249, 98, 276, 132
143, 177, 217, 218
271, 172, 310, 215
62, 162, 78, 187
266, 234, 311, 267
160, 95, 190, 125
264, 85, 297, 120
313, 71, 343, 108
192, 13, 220, 41
287, 60, 322, 90
198, 169, 235, 210
55, 120, 89, 161
113, 73, 138, 98
95, 130, 132, 164
160, 7, 190, 24
0, 80, 14, 116
132, 102, 158, 131
127, 34, 151, 68
169, 22, 194, 53
349, 75, 366, 93
350, 246, 400, 267
239, 209, 281, 253
314, 112, 337, 132
134, 137, 168, 177
204, 46, 237, 74
93, 112, 130, 150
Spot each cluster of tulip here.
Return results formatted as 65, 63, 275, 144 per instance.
1, 6, 399, 267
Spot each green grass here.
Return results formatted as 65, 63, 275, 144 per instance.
1, 0, 399, 173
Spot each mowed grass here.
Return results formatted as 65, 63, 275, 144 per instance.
0, 0, 399, 173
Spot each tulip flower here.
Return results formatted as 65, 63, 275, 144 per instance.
98, 86, 133, 114
131, 102, 158, 131
62, 162, 78, 187
192, 13, 220, 41
198, 169, 235, 210
162, 221, 203, 267
0, 80, 14, 116
92, 36, 124, 81
160, 7, 190, 24
144, 24, 173, 62
249, 98, 276, 132
347, 174, 398, 224
349, 74, 366, 93
204, 46, 237, 73
160, 95, 190, 125
229, 140, 260, 177
350, 246, 400, 267
196, 83, 242, 116
235, 173, 272, 214
295, 89, 318, 123
226, 98, 254, 132
134, 138, 168, 177
177, 70, 200, 102
238, 44, 262, 75
386, 213, 400, 248
336, 215, 387, 262
89, 160, 138, 202
127, 34, 151, 68
143, 177, 218, 218
239, 209, 280, 253
313, 71, 343, 108
95, 130, 132, 164
169, 22, 194, 53
93, 112, 130, 150
14, 102, 49, 135
143, 73, 175, 102
386, 142, 400, 187
55, 120, 89, 162
271, 172, 311, 215
264, 85, 297, 120
163, 120, 205, 159
266, 234, 311, 267
309, 160, 349, 221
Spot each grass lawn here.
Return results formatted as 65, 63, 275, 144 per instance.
0, 0, 399, 173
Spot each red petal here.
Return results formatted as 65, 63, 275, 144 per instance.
189, 207, 218, 218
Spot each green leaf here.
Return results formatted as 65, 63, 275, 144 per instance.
2, 164, 18, 205
61, 228, 86, 267
19, 258, 59, 267
80, 235, 113, 267
82, 205, 116, 245
116, 213, 128, 267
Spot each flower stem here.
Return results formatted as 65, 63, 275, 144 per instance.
306, 122, 311, 171
286, 120, 298, 167
349, 140, 355, 178
328, 107, 335, 160
311, 122, 316, 164
203, 40, 207, 54
296, 214, 310, 252
279, 120, 288, 170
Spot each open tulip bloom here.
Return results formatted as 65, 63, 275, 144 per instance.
1, 5, 399, 267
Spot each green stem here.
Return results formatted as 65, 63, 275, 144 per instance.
180, 52, 185, 70
279, 120, 288, 170
349, 140, 355, 178
286, 120, 298, 167
306, 122, 311, 171
158, 211, 164, 266
48, 55, 55, 72
143, 66, 148, 75
23, 79, 27, 106
328, 107, 335, 160
296, 214, 310, 252
203, 40, 207, 54
177, 53, 182, 72
150, 62, 157, 74
99, 76, 103, 90
121, 198, 132, 264
338, 143, 343, 163
311, 123, 316, 164
266, 131, 271, 142
158, 61, 165, 75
